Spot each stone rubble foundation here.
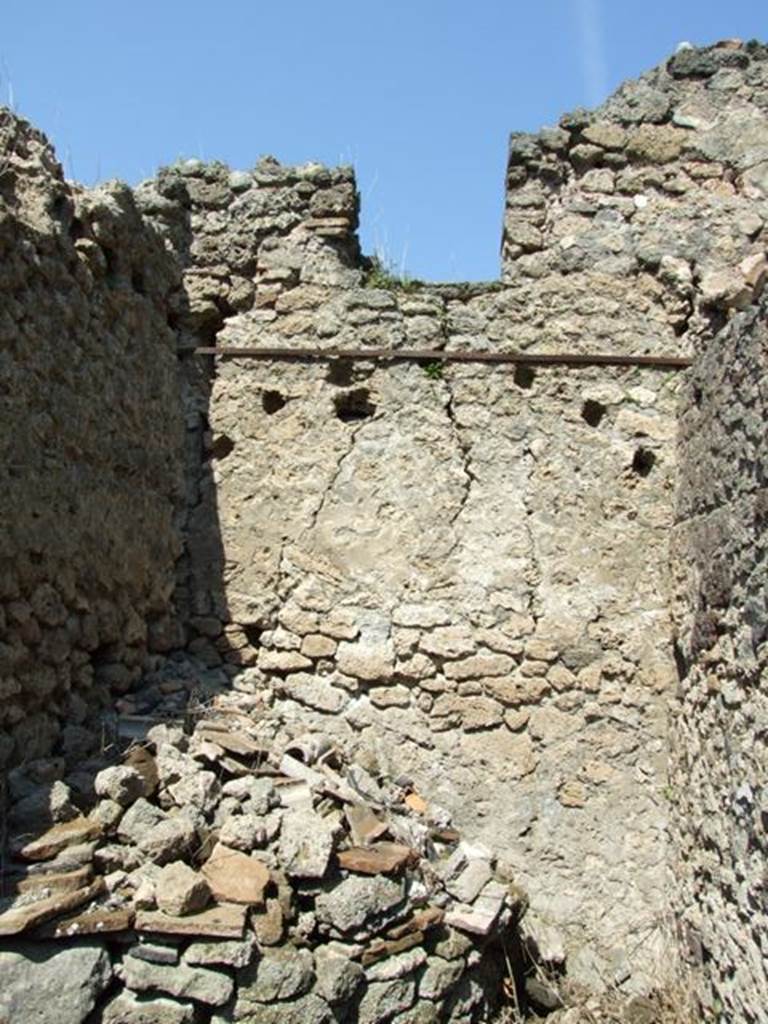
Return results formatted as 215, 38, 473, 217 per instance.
1, 660, 525, 1024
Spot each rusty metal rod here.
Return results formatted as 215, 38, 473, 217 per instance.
194, 346, 692, 369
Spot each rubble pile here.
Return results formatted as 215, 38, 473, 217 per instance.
0, 686, 520, 1024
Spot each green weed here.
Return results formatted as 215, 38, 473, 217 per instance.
422, 361, 444, 380
364, 255, 423, 293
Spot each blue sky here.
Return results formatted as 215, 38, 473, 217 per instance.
2, 1, 765, 281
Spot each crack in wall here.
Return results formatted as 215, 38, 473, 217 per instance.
443, 376, 478, 525
520, 444, 542, 620
303, 418, 367, 537
274, 538, 291, 606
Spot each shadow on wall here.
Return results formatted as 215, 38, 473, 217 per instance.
165, 205, 248, 684
0, 110, 236, 774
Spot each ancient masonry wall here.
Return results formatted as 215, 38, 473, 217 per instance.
670, 292, 768, 1022
134, 41, 765, 991
0, 112, 186, 768
0, 38, 767, 1012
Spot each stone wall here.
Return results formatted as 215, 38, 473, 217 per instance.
670, 290, 768, 1022
1, 38, 767, 1014
502, 39, 768, 350
130, 41, 766, 993
205, 335, 680, 995
0, 111, 185, 767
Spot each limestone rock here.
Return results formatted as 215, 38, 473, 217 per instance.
117, 799, 166, 845
121, 955, 234, 1006
123, 747, 160, 798
300, 633, 338, 658
101, 990, 196, 1024
95, 765, 147, 807
135, 903, 247, 939
167, 770, 221, 813
336, 640, 395, 681
626, 124, 686, 163
369, 684, 411, 708
202, 843, 270, 905
699, 268, 752, 309
365, 946, 427, 982
582, 122, 627, 150
315, 875, 406, 934
257, 648, 312, 673
155, 861, 212, 916
15, 816, 101, 861
393, 603, 451, 628
9, 779, 77, 826
280, 810, 337, 878
418, 956, 465, 1001
740, 252, 767, 292
90, 798, 125, 832
236, 946, 315, 1002
314, 943, 365, 1003
224, 992, 333, 1024
138, 816, 198, 865
184, 933, 257, 968
358, 977, 417, 1024
419, 627, 474, 659
218, 813, 267, 852
277, 672, 348, 713
0, 941, 111, 1024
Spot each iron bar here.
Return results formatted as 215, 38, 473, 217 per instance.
194, 346, 692, 370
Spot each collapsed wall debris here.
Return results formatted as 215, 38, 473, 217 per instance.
1, 38, 767, 1021
1, 669, 522, 1023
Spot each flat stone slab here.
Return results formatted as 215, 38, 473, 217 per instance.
196, 724, 266, 757
0, 879, 104, 936
11, 864, 93, 896
135, 903, 247, 939
201, 843, 270, 905
184, 933, 257, 968
121, 954, 234, 1006
361, 930, 424, 967
365, 945, 427, 982
34, 905, 134, 939
337, 843, 416, 875
444, 882, 507, 936
13, 817, 101, 862
130, 940, 179, 965
446, 860, 493, 904
345, 804, 388, 845
387, 905, 444, 939
102, 990, 196, 1024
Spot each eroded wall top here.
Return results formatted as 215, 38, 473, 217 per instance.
503, 40, 768, 355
